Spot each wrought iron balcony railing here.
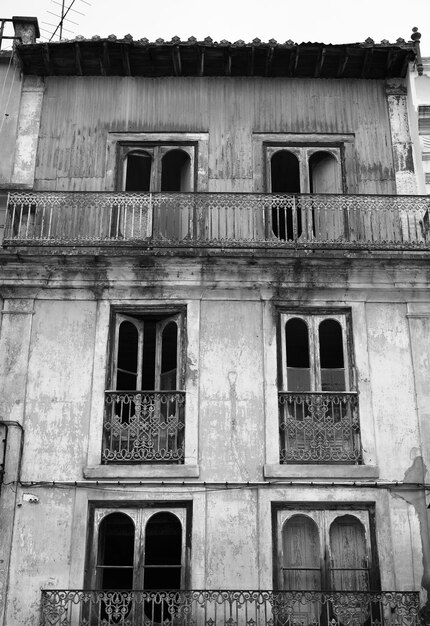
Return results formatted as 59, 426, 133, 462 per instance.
103, 391, 185, 463
279, 392, 361, 464
3, 191, 430, 249
39, 589, 421, 626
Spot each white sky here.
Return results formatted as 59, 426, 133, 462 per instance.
1, 0, 430, 56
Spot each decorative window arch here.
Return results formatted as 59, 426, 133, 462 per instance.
275, 506, 379, 592
103, 308, 186, 464
278, 310, 361, 464
121, 145, 195, 193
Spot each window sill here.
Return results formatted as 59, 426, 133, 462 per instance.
84, 464, 200, 479
264, 464, 379, 479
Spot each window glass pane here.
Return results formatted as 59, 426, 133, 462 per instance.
125, 151, 152, 191
161, 149, 191, 192
329, 515, 368, 591
98, 513, 135, 589
319, 319, 345, 391
144, 512, 182, 589
286, 318, 311, 391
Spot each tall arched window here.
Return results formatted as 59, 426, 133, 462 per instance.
285, 318, 310, 391
309, 151, 341, 194
329, 515, 369, 591
318, 319, 345, 391
103, 311, 185, 464
97, 512, 135, 589
161, 149, 192, 192
282, 515, 321, 590
270, 150, 301, 240
144, 512, 183, 589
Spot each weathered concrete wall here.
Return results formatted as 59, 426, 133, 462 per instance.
0, 256, 429, 622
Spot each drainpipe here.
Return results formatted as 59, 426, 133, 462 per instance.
0, 420, 24, 626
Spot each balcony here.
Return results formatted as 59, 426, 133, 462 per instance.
278, 392, 361, 464
40, 589, 421, 626
3, 191, 430, 250
103, 391, 185, 463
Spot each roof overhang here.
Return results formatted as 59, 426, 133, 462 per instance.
15, 38, 416, 79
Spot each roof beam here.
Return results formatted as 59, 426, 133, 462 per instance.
172, 45, 182, 76
288, 47, 300, 75
265, 46, 274, 76
74, 42, 82, 76
224, 48, 231, 76
100, 41, 110, 75
361, 48, 373, 77
198, 48, 205, 76
248, 46, 255, 76
337, 47, 349, 77
121, 44, 131, 76
314, 47, 326, 77
42, 43, 53, 75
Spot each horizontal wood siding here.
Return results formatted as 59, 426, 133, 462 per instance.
34, 76, 395, 194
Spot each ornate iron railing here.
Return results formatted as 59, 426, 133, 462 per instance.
103, 391, 185, 463
39, 589, 421, 626
3, 191, 430, 249
279, 392, 361, 464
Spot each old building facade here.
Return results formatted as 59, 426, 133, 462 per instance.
0, 15, 429, 626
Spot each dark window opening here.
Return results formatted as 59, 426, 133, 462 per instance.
161, 150, 191, 192
318, 319, 345, 391
285, 318, 310, 391
117, 321, 139, 391
97, 513, 135, 589
115, 314, 180, 392
125, 151, 152, 191
144, 512, 182, 590
271, 150, 301, 240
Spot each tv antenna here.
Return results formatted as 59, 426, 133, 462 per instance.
39, 0, 91, 42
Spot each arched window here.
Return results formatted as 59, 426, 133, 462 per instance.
281, 313, 349, 392
309, 151, 341, 194
270, 150, 301, 240
329, 515, 369, 591
97, 512, 135, 589
144, 512, 183, 589
104, 312, 184, 464
285, 318, 310, 391
125, 150, 152, 191
282, 515, 321, 590
318, 319, 345, 391
161, 149, 192, 192
116, 319, 142, 390
277, 508, 377, 594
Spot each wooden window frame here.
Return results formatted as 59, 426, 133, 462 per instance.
84, 500, 193, 590
108, 306, 187, 393
271, 502, 381, 591
278, 309, 356, 393
117, 142, 197, 192
265, 142, 346, 194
